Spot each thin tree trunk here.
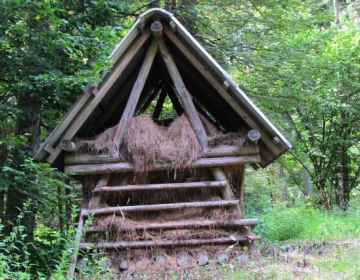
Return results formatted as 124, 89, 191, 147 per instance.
279, 166, 287, 202
165, 0, 176, 10
65, 180, 72, 228
341, 150, 350, 210
334, 0, 340, 25
5, 92, 40, 241
57, 186, 64, 233
302, 166, 312, 196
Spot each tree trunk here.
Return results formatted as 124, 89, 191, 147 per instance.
5, 92, 40, 241
334, 0, 340, 24
279, 166, 287, 202
65, 180, 72, 228
165, 0, 176, 10
57, 186, 64, 234
302, 166, 312, 196
341, 149, 350, 210
149, 1, 160, 8
180, 0, 197, 29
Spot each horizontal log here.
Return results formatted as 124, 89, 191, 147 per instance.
85, 218, 258, 233
94, 180, 227, 193
83, 200, 239, 216
204, 145, 259, 158
64, 145, 259, 165
79, 235, 260, 250
65, 155, 261, 175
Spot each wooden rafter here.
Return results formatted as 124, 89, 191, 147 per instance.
152, 89, 167, 120
163, 26, 282, 155
113, 39, 158, 151
137, 81, 163, 114
166, 85, 184, 116
157, 35, 208, 150
46, 30, 152, 164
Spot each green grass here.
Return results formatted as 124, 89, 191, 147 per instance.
254, 206, 360, 243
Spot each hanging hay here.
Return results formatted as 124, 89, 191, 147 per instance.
75, 126, 117, 154
73, 112, 249, 172
121, 114, 202, 172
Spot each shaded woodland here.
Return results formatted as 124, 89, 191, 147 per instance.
0, 0, 359, 279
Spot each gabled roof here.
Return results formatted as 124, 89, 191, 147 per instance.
35, 8, 291, 168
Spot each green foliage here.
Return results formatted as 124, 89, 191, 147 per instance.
255, 204, 360, 243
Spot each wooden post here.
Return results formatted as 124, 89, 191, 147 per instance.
66, 210, 85, 280
88, 174, 111, 209
238, 164, 245, 207
113, 39, 158, 151
211, 167, 243, 218
158, 38, 208, 150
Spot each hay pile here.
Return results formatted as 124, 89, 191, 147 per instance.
75, 113, 248, 172
122, 114, 202, 172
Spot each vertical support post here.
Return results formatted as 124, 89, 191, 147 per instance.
211, 167, 243, 218
238, 164, 245, 208
88, 174, 111, 209
67, 211, 85, 280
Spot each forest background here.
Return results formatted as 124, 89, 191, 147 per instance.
0, 0, 359, 279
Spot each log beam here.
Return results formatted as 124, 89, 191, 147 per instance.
82, 200, 239, 217
88, 174, 111, 209
85, 218, 258, 233
64, 145, 260, 165
158, 37, 208, 150
79, 235, 260, 250
65, 155, 261, 175
113, 39, 158, 151
94, 180, 227, 193
211, 167, 243, 218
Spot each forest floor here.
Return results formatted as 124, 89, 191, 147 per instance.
118, 238, 360, 280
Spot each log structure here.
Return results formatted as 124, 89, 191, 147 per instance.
35, 8, 291, 279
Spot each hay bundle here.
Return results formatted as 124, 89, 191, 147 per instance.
75, 126, 116, 154
122, 114, 202, 172
75, 112, 248, 172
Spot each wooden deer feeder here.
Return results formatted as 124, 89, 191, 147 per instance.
35, 8, 291, 277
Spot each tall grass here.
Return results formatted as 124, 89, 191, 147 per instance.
253, 202, 360, 242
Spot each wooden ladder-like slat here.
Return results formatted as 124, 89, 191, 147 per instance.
94, 180, 227, 192
85, 218, 258, 233
83, 200, 239, 216
80, 235, 260, 250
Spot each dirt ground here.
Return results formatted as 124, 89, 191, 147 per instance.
114, 239, 360, 280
